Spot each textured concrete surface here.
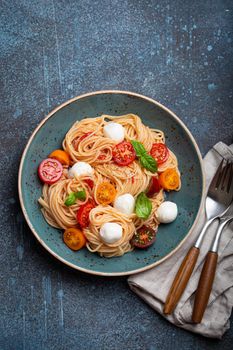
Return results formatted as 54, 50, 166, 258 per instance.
0, 0, 233, 349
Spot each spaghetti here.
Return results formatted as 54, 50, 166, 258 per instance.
38, 114, 181, 257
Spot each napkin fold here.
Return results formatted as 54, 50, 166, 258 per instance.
128, 142, 233, 339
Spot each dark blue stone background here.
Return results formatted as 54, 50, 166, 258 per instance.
0, 0, 233, 349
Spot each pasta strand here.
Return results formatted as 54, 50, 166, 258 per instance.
38, 114, 181, 257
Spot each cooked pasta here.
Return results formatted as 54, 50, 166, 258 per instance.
84, 206, 135, 257
38, 114, 181, 257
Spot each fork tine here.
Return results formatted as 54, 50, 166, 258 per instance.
220, 160, 230, 190
227, 162, 233, 193
211, 159, 224, 189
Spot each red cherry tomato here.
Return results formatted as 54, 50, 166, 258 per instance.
73, 132, 93, 150
76, 200, 95, 228
112, 141, 136, 166
84, 179, 94, 190
147, 177, 161, 197
38, 158, 63, 185
150, 143, 169, 165
131, 226, 157, 249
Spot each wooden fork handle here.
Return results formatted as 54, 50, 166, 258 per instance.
163, 247, 200, 314
192, 251, 218, 323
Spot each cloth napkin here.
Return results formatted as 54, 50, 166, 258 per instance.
128, 142, 233, 339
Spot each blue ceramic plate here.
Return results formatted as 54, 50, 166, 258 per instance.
18, 91, 204, 276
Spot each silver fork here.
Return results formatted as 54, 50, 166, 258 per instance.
195, 160, 233, 249
164, 160, 233, 315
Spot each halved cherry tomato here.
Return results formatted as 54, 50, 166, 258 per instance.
96, 182, 116, 205
38, 158, 63, 185
84, 179, 94, 190
112, 141, 136, 166
159, 168, 180, 191
63, 228, 86, 251
76, 200, 95, 228
73, 132, 93, 150
147, 177, 161, 197
150, 143, 169, 165
131, 226, 157, 249
49, 149, 70, 166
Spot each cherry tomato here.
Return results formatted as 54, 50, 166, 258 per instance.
96, 182, 116, 205
63, 228, 86, 251
159, 168, 180, 191
76, 200, 95, 228
73, 132, 93, 150
38, 158, 63, 185
84, 179, 94, 190
150, 143, 169, 165
49, 149, 70, 166
112, 141, 136, 166
131, 226, 157, 249
147, 177, 161, 197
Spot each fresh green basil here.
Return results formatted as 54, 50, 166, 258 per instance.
131, 140, 147, 156
65, 189, 86, 206
135, 192, 152, 219
139, 153, 157, 173
65, 193, 77, 206
75, 190, 86, 201
131, 140, 157, 173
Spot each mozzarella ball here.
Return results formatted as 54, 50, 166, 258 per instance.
68, 162, 93, 178
103, 122, 124, 142
114, 193, 135, 215
156, 201, 178, 224
99, 223, 123, 244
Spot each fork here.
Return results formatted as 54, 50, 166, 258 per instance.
163, 160, 233, 315
192, 216, 233, 323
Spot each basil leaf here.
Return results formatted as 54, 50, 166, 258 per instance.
135, 192, 152, 219
65, 189, 86, 206
65, 193, 76, 206
140, 154, 157, 173
131, 140, 157, 173
131, 140, 147, 157
75, 189, 86, 201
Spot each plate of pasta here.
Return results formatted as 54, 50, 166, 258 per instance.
18, 91, 204, 276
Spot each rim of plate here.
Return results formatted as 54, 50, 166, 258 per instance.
18, 90, 205, 276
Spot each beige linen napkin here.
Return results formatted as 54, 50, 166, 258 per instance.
128, 142, 233, 339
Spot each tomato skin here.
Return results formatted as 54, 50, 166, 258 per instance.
38, 158, 63, 185
112, 141, 136, 166
147, 177, 161, 197
159, 168, 180, 191
84, 179, 94, 190
79, 132, 92, 142
76, 200, 95, 228
150, 143, 169, 165
63, 228, 86, 251
131, 226, 157, 249
49, 149, 70, 166
96, 182, 116, 205
73, 132, 93, 150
